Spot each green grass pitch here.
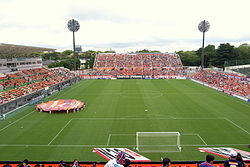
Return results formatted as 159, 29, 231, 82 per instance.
0, 79, 249, 161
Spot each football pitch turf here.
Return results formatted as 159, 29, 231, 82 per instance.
0, 79, 249, 161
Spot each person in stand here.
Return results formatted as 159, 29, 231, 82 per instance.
0, 113, 5, 120
199, 155, 215, 167
22, 159, 32, 167
59, 160, 67, 167
224, 151, 243, 167
104, 151, 126, 167
236, 153, 246, 167
72, 159, 79, 167
162, 157, 171, 167
3, 164, 12, 167
123, 159, 131, 167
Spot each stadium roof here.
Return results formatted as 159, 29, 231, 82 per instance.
0, 43, 56, 58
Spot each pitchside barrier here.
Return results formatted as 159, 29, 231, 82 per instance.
0, 77, 79, 115
80, 75, 187, 79
0, 161, 249, 167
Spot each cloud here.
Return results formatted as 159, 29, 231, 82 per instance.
0, 0, 250, 53
67, 8, 132, 23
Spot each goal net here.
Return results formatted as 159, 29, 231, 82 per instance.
136, 132, 181, 152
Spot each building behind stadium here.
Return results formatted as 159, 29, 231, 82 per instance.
0, 43, 55, 73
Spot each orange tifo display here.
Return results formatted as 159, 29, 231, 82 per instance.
36, 99, 84, 113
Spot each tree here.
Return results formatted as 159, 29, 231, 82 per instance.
103, 50, 116, 53
204, 45, 216, 67
136, 49, 161, 53
78, 50, 99, 69
236, 44, 250, 63
178, 50, 200, 66
48, 61, 61, 68
216, 43, 238, 68
79, 50, 98, 59
197, 45, 216, 67
61, 50, 73, 56
48, 59, 80, 70
42, 52, 60, 60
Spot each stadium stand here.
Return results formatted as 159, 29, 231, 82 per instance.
0, 67, 76, 104
83, 53, 186, 77
190, 70, 250, 98
232, 67, 250, 76
94, 53, 182, 68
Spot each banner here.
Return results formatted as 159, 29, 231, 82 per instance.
198, 147, 250, 161
80, 75, 114, 79
93, 148, 151, 162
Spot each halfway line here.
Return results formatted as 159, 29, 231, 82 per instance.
48, 119, 72, 145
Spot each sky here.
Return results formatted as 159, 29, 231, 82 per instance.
0, 0, 250, 53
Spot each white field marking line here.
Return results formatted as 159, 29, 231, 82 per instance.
106, 134, 135, 146
0, 111, 35, 132
0, 143, 248, 147
124, 114, 176, 119
222, 117, 250, 134
182, 133, 198, 135
4, 103, 29, 116
106, 134, 111, 146
72, 117, 223, 120
73, 117, 250, 135
182, 133, 207, 145
110, 134, 135, 135
43, 117, 248, 146
214, 90, 250, 108
48, 119, 73, 145
196, 134, 208, 145
172, 117, 223, 120
83, 91, 167, 96
190, 79, 250, 107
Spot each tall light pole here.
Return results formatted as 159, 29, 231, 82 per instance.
67, 19, 80, 71
198, 20, 210, 70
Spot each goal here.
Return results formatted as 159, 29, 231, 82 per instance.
136, 132, 181, 152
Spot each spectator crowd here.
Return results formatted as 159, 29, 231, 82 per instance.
190, 70, 250, 98
1, 150, 247, 167
0, 67, 76, 104
85, 53, 186, 76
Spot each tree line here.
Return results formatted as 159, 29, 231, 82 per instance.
42, 43, 250, 70
43, 50, 114, 70
178, 43, 250, 68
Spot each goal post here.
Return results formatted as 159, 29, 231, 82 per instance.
136, 132, 181, 152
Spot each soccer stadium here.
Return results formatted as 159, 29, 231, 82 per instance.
0, 44, 250, 166
1, 0, 250, 167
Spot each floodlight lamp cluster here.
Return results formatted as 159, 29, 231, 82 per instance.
198, 20, 210, 33
67, 19, 80, 32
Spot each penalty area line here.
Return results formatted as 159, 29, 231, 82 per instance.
106, 134, 135, 146
106, 134, 111, 146
196, 134, 208, 145
182, 133, 207, 145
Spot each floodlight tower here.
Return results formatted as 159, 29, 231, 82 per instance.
67, 19, 80, 70
198, 20, 210, 70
